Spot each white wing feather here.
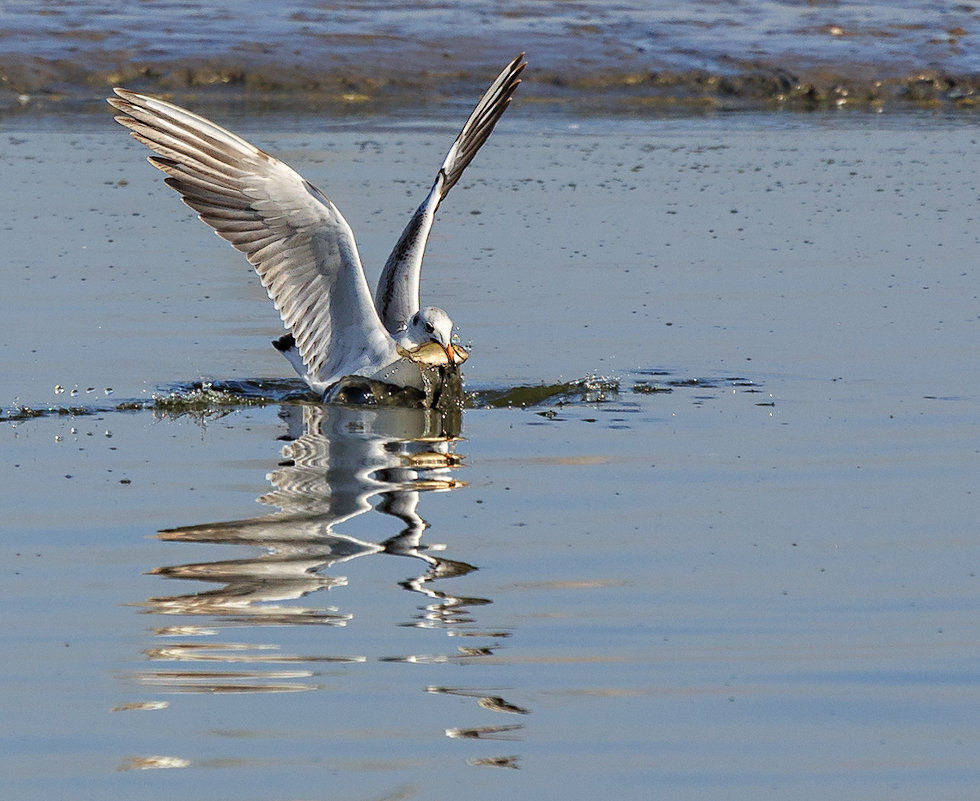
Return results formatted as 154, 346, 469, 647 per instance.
374, 53, 526, 333
109, 88, 398, 389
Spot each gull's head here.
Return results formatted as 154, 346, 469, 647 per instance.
405, 306, 457, 364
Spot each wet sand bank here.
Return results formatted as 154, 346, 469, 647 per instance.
3, 49, 978, 118
1, 0, 977, 116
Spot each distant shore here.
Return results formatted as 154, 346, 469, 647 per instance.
2, 51, 977, 118
4, 0, 978, 118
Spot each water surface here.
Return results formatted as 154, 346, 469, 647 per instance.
1, 113, 979, 799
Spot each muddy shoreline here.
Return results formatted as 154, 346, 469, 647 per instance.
2, 53, 977, 118
4, 0, 977, 117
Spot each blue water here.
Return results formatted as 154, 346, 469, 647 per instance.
1, 0, 977, 94
1, 35, 978, 801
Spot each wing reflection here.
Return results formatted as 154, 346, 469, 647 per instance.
120, 402, 528, 768
128, 403, 477, 693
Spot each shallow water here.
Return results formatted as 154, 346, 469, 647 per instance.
2, 113, 979, 799
6, 0, 977, 73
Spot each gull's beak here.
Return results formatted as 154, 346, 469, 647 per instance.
444, 343, 456, 365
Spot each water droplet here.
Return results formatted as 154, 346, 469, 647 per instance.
54, 385, 65, 395
104, 388, 114, 395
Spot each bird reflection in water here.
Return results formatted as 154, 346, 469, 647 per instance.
137, 403, 476, 689
120, 402, 529, 768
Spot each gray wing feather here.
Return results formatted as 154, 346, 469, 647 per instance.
375, 53, 526, 333
108, 88, 398, 388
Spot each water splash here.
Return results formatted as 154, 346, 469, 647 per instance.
468, 376, 620, 409
152, 379, 307, 418
2, 372, 761, 422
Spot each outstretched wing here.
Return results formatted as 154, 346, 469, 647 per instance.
108, 88, 398, 388
374, 53, 526, 333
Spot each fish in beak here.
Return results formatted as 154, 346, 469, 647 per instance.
397, 341, 469, 367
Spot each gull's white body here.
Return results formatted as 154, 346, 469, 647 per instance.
109, 55, 525, 399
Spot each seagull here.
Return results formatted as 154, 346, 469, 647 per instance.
108, 54, 526, 402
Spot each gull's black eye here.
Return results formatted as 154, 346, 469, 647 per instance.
425, 322, 435, 334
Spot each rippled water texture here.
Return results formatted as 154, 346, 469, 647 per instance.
2, 108, 979, 800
